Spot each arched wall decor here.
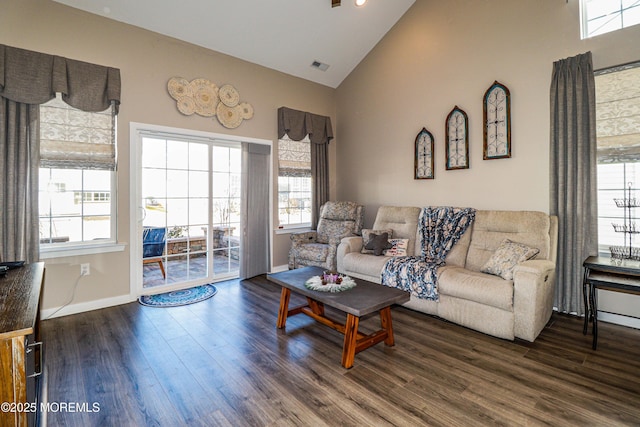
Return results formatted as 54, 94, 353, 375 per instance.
445, 106, 469, 170
483, 81, 511, 159
415, 127, 435, 179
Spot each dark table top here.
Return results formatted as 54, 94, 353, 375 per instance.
267, 266, 410, 317
0, 262, 44, 339
584, 255, 640, 277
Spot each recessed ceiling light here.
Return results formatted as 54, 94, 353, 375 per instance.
355, 0, 367, 6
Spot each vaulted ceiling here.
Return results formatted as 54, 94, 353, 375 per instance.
53, 0, 416, 88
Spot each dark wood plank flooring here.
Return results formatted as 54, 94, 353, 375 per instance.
41, 275, 640, 426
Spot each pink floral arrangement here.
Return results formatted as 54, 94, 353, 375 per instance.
322, 271, 342, 285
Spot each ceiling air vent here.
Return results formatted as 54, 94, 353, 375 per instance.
311, 60, 330, 72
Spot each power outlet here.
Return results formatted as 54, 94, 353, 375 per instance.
80, 263, 90, 276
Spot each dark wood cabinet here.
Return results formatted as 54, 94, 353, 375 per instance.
0, 263, 45, 427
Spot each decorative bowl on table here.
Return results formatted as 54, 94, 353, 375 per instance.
305, 271, 356, 293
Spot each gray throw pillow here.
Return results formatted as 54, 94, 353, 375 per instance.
361, 229, 393, 254
364, 232, 392, 256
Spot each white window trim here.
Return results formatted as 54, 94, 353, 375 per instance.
276, 175, 313, 229
580, 0, 640, 39
38, 159, 119, 259
277, 135, 312, 229
38, 95, 119, 257
40, 241, 126, 259
595, 63, 640, 256
275, 224, 311, 235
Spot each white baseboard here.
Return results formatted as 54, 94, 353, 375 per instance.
598, 311, 640, 330
42, 266, 285, 320
270, 264, 289, 273
41, 294, 136, 320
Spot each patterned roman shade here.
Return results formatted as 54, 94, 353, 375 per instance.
277, 135, 310, 177
40, 94, 116, 170
596, 62, 640, 164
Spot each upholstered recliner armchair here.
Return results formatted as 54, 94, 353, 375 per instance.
289, 201, 364, 271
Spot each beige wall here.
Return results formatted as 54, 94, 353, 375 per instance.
3, 0, 640, 321
335, 0, 640, 318
1, 0, 336, 312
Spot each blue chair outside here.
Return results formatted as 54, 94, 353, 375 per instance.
143, 227, 167, 278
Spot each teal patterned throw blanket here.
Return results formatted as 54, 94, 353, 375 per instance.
381, 206, 476, 301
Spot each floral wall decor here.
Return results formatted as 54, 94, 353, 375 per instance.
167, 77, 254, 129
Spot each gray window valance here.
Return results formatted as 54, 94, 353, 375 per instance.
0, 44, 121, 113
277, 106, 333, 144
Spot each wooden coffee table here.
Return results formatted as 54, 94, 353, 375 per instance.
267, 266, 409, 368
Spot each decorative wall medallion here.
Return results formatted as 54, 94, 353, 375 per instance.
216, 103, 243, 129
168, 77, 192, 99
415, 127, 434, 179
176, 96, 196, 116
239, 102, 254, 119
219, 84, 240, 107
167, 77, 253, 129
191, 78, 219, 117
483, 81, 511, 159
445, 106, 469, 170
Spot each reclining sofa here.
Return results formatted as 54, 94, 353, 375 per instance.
336, 206, 558, 342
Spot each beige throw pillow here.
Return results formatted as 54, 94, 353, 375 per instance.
481, 239, 540, 280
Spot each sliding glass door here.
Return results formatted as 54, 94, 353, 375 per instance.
210, 145, 241, 280
140, 135, 240, 291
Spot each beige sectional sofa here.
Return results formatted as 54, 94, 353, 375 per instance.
336, 206, 558, 342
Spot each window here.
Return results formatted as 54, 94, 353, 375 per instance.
39, 94, 117, 247
76, 192, 111, 203
596, 63, 640, 252
277, 135, 312, 228
581, 0, 640, 39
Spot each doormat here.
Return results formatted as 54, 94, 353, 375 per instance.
138, 284, 217, 307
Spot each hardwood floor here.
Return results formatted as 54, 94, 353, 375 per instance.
41, 275, 640, 426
